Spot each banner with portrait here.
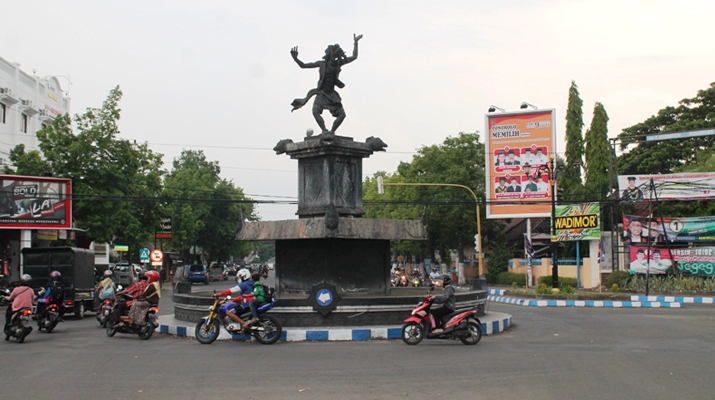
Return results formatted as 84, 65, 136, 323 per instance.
623, 215, 715, 243
629, 246, 715, 277
485, 109, 556, 219
618, 173, 715, 202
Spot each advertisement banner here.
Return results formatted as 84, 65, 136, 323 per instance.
618, 173, 715, 202
629, 246, 715, 277
0, 175, 72, 229
623, 215, 715, 243
553, 203, 600, 242
485, 110, 556, 219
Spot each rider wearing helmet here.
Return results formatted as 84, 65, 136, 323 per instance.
127, 270, 161, 325
430, 275, 456, 333
95, 269, 116, 308
212, 268, 254, 332
3, 274, 35, 332
113, 273, 149, 326
37, 271, 66, 318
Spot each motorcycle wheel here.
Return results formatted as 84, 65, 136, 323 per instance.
46, 320, 57, 334
460, 320, 483, 345
17, 325, 27, 343
106, 316, 117, 337
195, 318, 220, 344
253, 315, 282, 345
401, 321, 426, 345
138, 322, 154, 340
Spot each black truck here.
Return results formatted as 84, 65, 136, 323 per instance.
22, 247, 96, 319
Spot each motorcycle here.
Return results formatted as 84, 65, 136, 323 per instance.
1, 291, 33, 343
34, 288, 64, 333
105, 293, 159, 340
96, 298, 115, 328
195, 291, 282, 345
260, 265, 269, 279
400, 287, 483, 346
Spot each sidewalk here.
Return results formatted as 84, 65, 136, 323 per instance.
157, 312, 513, 342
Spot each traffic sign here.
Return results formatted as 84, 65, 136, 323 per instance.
150, 249, 164, 263
114, 245, 128, 252
139, 248, 150, 262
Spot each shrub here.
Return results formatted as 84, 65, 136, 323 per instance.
512, 281, 518, 290
559, 284, 576, 294
496, 272, 527, 287
538, 276, 577, 288
606, 271, 630, 289
536, 284, 553, 295
611, 283, 620, 292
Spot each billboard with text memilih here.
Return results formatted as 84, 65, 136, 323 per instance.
0, 175, 72, 229
485, 109, 555, 219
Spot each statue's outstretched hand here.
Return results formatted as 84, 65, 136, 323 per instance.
354, 34, 363, 42
290, 46, 299, 59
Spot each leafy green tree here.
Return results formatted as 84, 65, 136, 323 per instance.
618, 82, 715, 175
562, 80, 585, 198
584, 102, 611, 199
163, 150, 255, 263
363, 132, 506, 269
3, 143, 50, 176
10, 87, 164, 255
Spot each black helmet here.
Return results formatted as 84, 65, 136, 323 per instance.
50, 271, 61, 281
138, 273, 148, 281
443, 275, 452, 286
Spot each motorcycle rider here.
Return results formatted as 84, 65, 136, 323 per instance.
212, 268, 254, 332
127, 270, 160, 325
36, 271, 65, 319
429, 267, 441, 280
247, 271, 266, 324
3, 274, 35, 333
113, 273, 149, 327
430, 275, 456, 333
95, 269, 116, 305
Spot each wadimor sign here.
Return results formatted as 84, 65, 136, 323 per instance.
553, 203, 600, 242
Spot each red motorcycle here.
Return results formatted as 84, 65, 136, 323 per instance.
400, 290, 483, 345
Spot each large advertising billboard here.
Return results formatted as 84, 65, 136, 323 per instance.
629, 246, 715, 277
485, 110, 555, 219
0, 175, 72, 229
618, 173, 715, 202
554, 203, 600, 242
623, 215, 715, 243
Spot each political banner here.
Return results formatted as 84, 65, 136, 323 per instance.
553, 203, 600, 242
485, 109, 556, 219
0, 175, 72, 229
629, 246, 715, 277
618, 173, 715, 202
623, 215, 715, 243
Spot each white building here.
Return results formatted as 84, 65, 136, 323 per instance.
0, 55, 71, 164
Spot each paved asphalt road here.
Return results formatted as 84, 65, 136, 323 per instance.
3, 296, 715, 400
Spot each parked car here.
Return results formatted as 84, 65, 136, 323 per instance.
186, 264, 209, 285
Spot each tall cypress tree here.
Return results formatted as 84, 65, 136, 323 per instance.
562, 81, 584, 199
584, 102, 611, 199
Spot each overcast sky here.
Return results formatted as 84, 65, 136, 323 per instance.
4, 1, 714, 221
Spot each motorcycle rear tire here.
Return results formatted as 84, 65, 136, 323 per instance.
460, 320, 483, 345
253, 315, 282, 345
46, 320, 57, 333
401, 321, 426, 345
138, 322, 154, 340
106, 316, 117, 337
195, 318, 220, 344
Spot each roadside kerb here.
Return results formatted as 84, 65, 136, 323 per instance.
630, 295, 715, 304
488, 295, 682, 308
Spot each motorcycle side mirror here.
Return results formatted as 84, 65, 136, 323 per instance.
117, 285, 123, 291
226, 296, 232, 300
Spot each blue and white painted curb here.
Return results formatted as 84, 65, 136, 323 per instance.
488, 289, 506, 295
158, 312, 512, 342
630, 295, 715, 304
488, 295, 682, 308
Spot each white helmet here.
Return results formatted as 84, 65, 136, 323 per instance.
20, 274, 32, 283
236, 268, 251, 283
104, 269, 113, 277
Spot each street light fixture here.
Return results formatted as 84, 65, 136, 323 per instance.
488, 105, 505, 113
520, 102, 538, 110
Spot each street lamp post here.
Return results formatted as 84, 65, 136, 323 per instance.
376, 179, 484, 278
524, 155, 560, 289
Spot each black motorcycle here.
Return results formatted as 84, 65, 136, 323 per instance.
2, 290, 33, 343
96, 297, 114, 328
105, 293, 159, 340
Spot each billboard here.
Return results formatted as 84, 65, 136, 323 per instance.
623, 215, 715, 243
485, 109, 556, 219
618, 173, 715, 202
629, 246, 715, 277
0, 175, 72, 229
553, 203, 600, 242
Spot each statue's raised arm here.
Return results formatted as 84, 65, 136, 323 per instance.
291, 46, 319, 69
342, 33, 363, 65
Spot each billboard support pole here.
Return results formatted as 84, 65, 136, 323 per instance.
645, 179, 655, 296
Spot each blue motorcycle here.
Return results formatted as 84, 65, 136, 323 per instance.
195, 293, 281, 345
